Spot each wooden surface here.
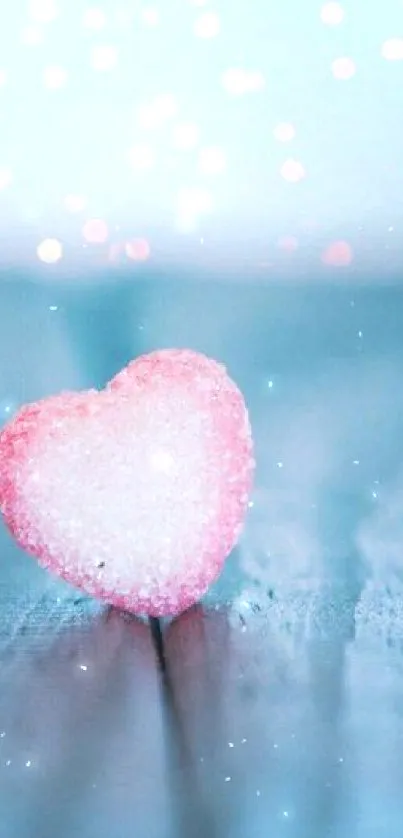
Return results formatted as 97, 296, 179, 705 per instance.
1, 278, 403, 836
0, 584, 403, 838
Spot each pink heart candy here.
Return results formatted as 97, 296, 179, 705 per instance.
0, 349, 254, 616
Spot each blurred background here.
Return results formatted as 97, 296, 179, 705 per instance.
1, 1, 403, 837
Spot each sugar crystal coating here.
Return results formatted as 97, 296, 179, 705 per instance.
0, 349, 254, 616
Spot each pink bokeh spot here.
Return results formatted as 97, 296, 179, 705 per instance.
331, 57, 356, 80
82, 218, 109, 244
65, 194, 87, 213
280, 159, 306, 183
278, 235, 299, 252
125, 238, 151, 261
321, 240, 353, 267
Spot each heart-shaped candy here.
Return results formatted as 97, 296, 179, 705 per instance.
0, 350, 254, 616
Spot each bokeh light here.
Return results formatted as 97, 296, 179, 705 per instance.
125, 238, 151, 261
246, 70, 265, 92
82, 8, 107, 29
0, 168, 12, 190
278, 235, 299, 252
128, 144, 155, 170
28, 0, 58, 23
82, 219, 109, 244
194, 12, 221, 38
0, 1, 400, 274
221, 67, 265, 95
64, 194, 88, 213
381, 39, 403, 61
21, 25, 44, 46
198, 147, 227, 174
136, 105, 159, 131
90, 45, 118, 71
331, 57, 356, 80
221, 68, 250, 96
135, 95, 178, 130
178, 187, 212, 216
321, 240, 353, 267
171, 122, 200, 149
280, 159, 306, 183
176, 187, 212, 231
43, 65, 68, 89
273, 123, 296, 143
320, 2, 345, 25
0, 398, 18, 420
141, 8, 160, 26
153, 94, 179, 120
37, 238, 63, 263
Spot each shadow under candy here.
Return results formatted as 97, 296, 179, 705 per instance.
162, 595, 357, 838
0, 586, 369, 838
0, 607, 172, 838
